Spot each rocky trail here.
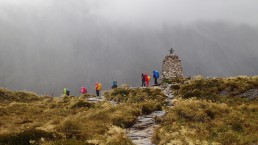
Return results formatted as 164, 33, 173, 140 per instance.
126, 85, 174, 145
126, 111, 166, 145
86, 85, 174, 145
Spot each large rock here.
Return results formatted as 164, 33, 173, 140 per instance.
162, 54, 183, 80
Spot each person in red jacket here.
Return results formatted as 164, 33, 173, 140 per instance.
80, 87, 87, 94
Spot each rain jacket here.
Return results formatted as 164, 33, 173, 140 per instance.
64, 88, 67, 95
96, 83, 102, 91
81, 87, 87, 94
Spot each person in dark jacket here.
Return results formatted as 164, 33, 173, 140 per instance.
111, 81, 118, 89
66, 89, 70, 96
141, 73, 146, 87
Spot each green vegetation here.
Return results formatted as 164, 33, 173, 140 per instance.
153, 76, 258, 145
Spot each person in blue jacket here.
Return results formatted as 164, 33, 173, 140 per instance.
111, 81, 118, 89
153, 70, 159, 85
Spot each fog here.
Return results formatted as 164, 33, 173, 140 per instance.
0, 0, 258, 95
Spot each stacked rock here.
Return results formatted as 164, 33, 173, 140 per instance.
162, 52, 183, 80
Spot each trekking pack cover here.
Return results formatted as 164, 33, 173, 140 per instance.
98, 83, 102, 90
155, 71, 160, 78
147, 76, 151, 81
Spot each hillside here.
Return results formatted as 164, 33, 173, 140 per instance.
154, 76, 258, 144
0, 76, 258, 145
0, 87, 165, 145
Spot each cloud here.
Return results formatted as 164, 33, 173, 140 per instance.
94, 0, 258, 26
0, 0, 258, 95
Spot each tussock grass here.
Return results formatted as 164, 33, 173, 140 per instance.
104, 87, 165, 116
154, 98, 258, 144
0, 88, 41, 102
0, 129, 55, 145
153, 76, 258, 145
174, 76, 258, 103
105, 87, 167, 104
2, 76, 257, 144
0, 88, 154, 145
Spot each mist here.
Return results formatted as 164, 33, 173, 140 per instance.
0, 0, 258, 95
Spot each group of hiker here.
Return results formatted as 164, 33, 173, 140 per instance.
141, 70, 160, 87
63, 83, 103, 97
63, 70, 159, 97
63, 82, 112, 97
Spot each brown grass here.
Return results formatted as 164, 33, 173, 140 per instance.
0, 87, 164, 145
153, 76, 258, 145
173, 76, 258, 104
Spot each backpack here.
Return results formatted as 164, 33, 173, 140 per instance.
66, 90, 70, 96
147, 76, 151, 81
98, 83, 102, 90
155, 71, 160, 78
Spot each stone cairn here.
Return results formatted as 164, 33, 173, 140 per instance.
162, 48, 183, 80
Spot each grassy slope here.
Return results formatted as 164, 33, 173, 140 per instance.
0, 87, 165, 145
1, 76, 258, 145
153, 76, 258, 145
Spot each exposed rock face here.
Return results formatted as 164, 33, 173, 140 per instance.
162, 54, 183, 79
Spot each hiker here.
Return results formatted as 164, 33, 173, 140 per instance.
111, 81, 118, 89
63, 88, 67, 95
153, 70, 160, 85
63, 88, 70, 96
145, 74, 151, 87
95, 82, 102, 97
141, 73, 146, 87
80, 87, 87, 94
66, 89, 70, 96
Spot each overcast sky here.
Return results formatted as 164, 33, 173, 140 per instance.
0, 0, 258, 95
0, 0, 258, 26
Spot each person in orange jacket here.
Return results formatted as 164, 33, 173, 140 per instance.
95, 82, 102, 97
145, 74, 151, 87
